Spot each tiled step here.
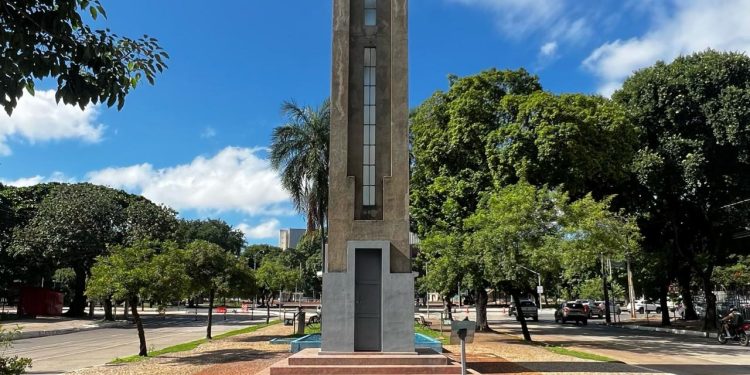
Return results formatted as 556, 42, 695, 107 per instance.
269, 349, 464, 375
269, 364, 463, 375
289, 354, 449, 366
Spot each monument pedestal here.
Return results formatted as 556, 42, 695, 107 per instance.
322, 241, 414, 353
268, 349, 464, 375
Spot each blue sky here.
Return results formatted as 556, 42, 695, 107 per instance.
2, 0, 749, 244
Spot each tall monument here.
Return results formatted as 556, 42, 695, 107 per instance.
323, 0, 413, 353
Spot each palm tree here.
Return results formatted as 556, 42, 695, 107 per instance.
270, 99, 330, 266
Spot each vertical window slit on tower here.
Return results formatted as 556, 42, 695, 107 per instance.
363, 47, 376, 207
364, 0, 377, 26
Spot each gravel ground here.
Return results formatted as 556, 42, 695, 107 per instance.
68, 323, 293, 375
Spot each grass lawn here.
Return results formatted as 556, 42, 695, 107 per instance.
414, 323, 447, 342
110, 320, 280, 364
544, 345, 618, 362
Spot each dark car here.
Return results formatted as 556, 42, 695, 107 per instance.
555, 301, 589, 325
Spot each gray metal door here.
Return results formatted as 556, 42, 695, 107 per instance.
354, 249, 382, 351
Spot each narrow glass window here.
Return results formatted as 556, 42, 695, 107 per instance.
363, 47, 376, 207
364, 0, 376, 26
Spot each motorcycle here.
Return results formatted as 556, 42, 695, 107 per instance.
717, 317, 749, 346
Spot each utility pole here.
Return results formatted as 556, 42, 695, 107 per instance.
519, 265, 542, 310
627, 255, 636, 318
601, 253, 612, 324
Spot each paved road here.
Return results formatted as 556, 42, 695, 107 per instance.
8, 314, 282, 375
489, 310, 750, 375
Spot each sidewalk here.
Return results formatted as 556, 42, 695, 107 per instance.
601, 318, 719, 338
3, 316, 130, 339
2, 306, 285, 340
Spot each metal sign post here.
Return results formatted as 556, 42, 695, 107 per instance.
450, 320, 475, 375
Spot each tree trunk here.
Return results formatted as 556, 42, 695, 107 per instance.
702, 274, 717, 331
678, 270, 698, 320
206, 289, 215, 339
64, 267, 88, 317
104, 298, 114, 321
88, 300, 95, 318
659, 282, 670, 326
511, 291, 532, 341
266, 294, 271, 324
475, 288, 491, 332
320, 212, 326, 276
130, 297, 148, 356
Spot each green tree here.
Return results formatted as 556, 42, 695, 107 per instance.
184, 240, 250, 339
11, 184, 126, 316
177, 219, 244, 256
255, 258, 296, 323
270, 99, 330, 269
86, 242, 188, 357
465, 182, 639, 340
713, 255, 750, 291
123, 197, 178, 246
0, 0, 168, 115
0, 183, 60, 294
613, 50, 750, 328
410, 69, 542, 326
417, 233, 463, 321
410, 69, 541, 236
486, 92, 638, 201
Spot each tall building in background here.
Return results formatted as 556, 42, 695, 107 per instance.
279, 228, 306, 250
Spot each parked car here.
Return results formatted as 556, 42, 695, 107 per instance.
509, 300, 539, 321
555, 301, 589, 325
626, 299, 661, 314
589, 300, 622, 317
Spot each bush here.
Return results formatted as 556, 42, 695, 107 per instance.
0, 325, 31, 375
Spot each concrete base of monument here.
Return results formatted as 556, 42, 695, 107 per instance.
268, 348, 467, 374
322, 240, 415, 352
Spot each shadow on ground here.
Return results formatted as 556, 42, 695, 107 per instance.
165, 348, 277, 366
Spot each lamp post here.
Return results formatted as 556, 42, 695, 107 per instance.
519, 265, 542, 310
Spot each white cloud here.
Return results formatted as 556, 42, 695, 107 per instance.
0, 90, 104, 155
540, 41, 558, 57
1, 172, 73, 187
448, 0, 591, 43
87, 146, 290, 216
1, 175, 45, 187
584, 0, 750, 96
236, 219, 280, 240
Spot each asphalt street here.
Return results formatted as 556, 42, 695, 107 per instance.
486, 309, 750, 375
7, 313, 282, 375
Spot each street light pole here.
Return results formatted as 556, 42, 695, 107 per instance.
601, 253, 612, 324
519, 265, 542, 310
627, 255, 636, 318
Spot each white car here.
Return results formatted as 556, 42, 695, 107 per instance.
626, 299, 662, 314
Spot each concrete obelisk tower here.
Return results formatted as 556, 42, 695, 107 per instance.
323, 0, 413, 353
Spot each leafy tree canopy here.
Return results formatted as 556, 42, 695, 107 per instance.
614, 50, 750, 326
0, 0, 168, 114
410, 68, 542, 236
177, 219, 245, 255
486, 92, 638, 201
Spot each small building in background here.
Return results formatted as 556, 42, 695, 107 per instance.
279, 228, 306, 250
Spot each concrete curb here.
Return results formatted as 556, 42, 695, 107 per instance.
14, 320, 131, 339
602, 322, 717, 338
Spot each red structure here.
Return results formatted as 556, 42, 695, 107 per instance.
18, 287, 64, 317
